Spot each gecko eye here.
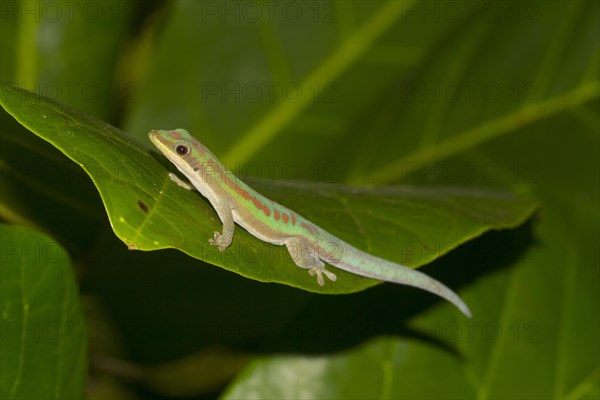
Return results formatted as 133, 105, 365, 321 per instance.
175, 144, 189, 155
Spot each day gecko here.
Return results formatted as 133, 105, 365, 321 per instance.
149, 129, 471, 318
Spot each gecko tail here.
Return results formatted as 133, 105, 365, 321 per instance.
331, 249, 472, 318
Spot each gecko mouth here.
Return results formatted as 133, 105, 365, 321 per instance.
148, 130, 159, 142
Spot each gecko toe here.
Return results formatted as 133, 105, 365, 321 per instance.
209, 231, 226, 251
317, 274, 325, 286
309, 267, 327, 286
324, 269, 337, 282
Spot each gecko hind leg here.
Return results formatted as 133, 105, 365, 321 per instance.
285, 237, 337, 286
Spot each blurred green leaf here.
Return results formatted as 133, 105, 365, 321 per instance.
0, 0, 143, 252
0, 224, 87, 399
222, 336, 473, 399
0, 0, 135, 119
124, 1, 457, 164
1, 82, 535, 295
0, 118, 105, 252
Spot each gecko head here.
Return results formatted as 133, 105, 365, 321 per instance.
148, 128, 197, 159
149, 128, 192, 144
149, 128, 216, 174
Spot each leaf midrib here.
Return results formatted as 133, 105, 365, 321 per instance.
354, 81, 600, 185
222, 1, 410, 165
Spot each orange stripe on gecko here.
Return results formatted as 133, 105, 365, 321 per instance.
282, 213, 289, 223
274, 209, 280, 220
168, 130, 185, 140
222, 172, 271, 217
301, 222, 318, 236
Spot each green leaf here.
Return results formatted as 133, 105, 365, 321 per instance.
223, 174, 599, 399
1, 83, 535, 294
221, 336, 473, 400
0, 121, 106, 252
1, 0, 131, 119
0, 224, 87, 399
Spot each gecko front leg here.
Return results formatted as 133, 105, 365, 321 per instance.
208, 201, 235, 252
285, 237, 337, 285
168, 172, 234, 252
168, 172, 194, 190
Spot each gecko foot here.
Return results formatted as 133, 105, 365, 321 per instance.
309, 266, 337, 286
208, 231, 227, 252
